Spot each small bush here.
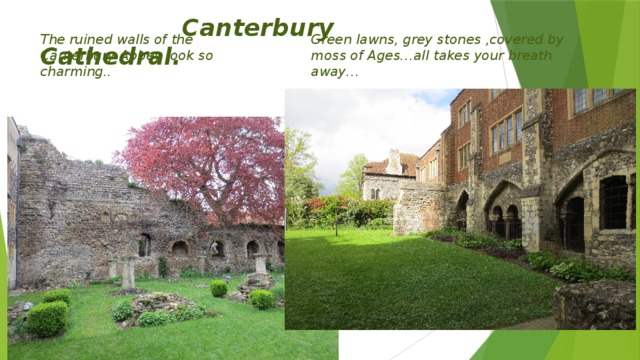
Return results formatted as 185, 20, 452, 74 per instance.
137, 311, 172, 327
522, 251, 558, 271
180, 267, 201, 278
455, 233, 499, 249
27, 301, 69, 337
249, 290, 275, 310
209, 280, 228, 298
158, 257, 169, 278
503, 238, 522, 250
43, 289, 72, 305
269, 283, 285, 303
550, 261, 635, 283
111, 299, 134, 322
365, 217, 392, 230
606, 265, 635, 282
172, 305, 206, 322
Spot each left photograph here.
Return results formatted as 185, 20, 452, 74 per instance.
6, 117, 338, 359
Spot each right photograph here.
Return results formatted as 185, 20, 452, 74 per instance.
284, 89, 636, 330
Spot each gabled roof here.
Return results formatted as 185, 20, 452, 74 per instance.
364, 153, 419, 177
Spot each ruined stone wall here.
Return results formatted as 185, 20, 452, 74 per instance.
7, 120, 21, 289
393, 180, 444, 235
362, 174, 410, 200
16, 133, 284, 288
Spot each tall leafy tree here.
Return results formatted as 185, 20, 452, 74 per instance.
336, 153, 368, 199
285, 128, 323, 225
114, 117, 284, 226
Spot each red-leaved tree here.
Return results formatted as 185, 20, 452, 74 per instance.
114, 117, 284, 226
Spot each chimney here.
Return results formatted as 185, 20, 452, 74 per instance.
386, 149, 401, 175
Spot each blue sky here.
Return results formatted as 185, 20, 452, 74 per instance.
286, 89, 460, 195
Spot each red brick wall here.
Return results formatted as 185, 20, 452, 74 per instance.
448, 89, 486, 185
481, 89, 524, 174
552, 89, 636, 148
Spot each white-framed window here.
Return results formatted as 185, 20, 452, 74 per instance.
459, 100, 472, 127
571, 89, 627, 115
429, 157, 438, 180
491, 108, 523, 154
458, 143, 470, 170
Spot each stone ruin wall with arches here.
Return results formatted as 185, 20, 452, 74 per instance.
10, 128, 284, 289
394, 89, 636, 272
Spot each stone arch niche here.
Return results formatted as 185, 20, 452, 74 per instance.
564, 197, 585, 252
139, 233, 151, 257
483, 181, 522, 239
210, 240, 225, 258
505, 205, 522, 240
246, 240, 259, 259
277, 241, 285, 262
456, 191, 469, 231
171, 241, 189, 257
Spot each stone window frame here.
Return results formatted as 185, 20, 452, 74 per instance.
567, 89, 628, 118
458, 99, 472, 128
489, 89, 505, 101
490, 107, 523, 155
210, 240, 225, 258
429, 156, 438, 180
599, 173, 635, 231
458, 142, 471, 171
245, 240, 260, 259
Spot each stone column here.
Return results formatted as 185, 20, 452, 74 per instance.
122, 256, 136, 290
254, 253, 268, 274
504, 213, 514, 241
197, 255, 207, 274
108, 257, 118, 278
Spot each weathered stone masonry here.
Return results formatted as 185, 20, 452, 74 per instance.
10, 127, 284, 289
393, 89, 635, 271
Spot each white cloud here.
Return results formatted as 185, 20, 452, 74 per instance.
286, 89, 458, 194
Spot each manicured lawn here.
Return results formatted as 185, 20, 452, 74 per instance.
286, 230, 561, 330
8, 271, 337, 360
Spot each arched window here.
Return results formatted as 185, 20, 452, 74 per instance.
370, 189, 375, 199
171, 241, 189, 256
139, 233, 151, 257
247, 241, 259, 259
375, 189, 380, 199
211, 240, 225, 258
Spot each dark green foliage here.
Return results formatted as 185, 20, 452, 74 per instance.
95, 159, 104, 165
365, 217, 392, 230
521, 251, 558, 271
249, 290, 275, 310
43, 289, 72, 306
137, 311, 171, 327
180, 267, 201, 278
354, 200, 394, 227
209, 280, 228, 298
171, 305, 206, 322
503, 238, 522, 250
158, 257, 169, 278
454, 233, 499, 249
110, 299, 133, 322
423, 227, 466, 242
269, 283, 285, 303
550, 261, 635, 283
27, 301, 69, 337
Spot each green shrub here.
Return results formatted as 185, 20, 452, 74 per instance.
158, 257, 169, 278
605, 265, 635, 282
137, 311, 172, 327
503, 238, 523, 250
43, 289, 72, 305
111, 299, 134, 322
180, 266, 201, 278
455, 233, 499, 249
104, 275, 123, 284
550, 261, 635, 283
249, 290, 275, 310
365, 217, 392, 230
27, 301, 69, 337
172, 305, 206, 322
269, 283, 285, 303
209, 280, 228, 298
522, 251, 558, 271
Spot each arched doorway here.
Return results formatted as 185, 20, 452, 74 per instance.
505, 205, 522, 240
247, 241, 259, 259
565, 197, 585, 252
492, 206, 505, 239
456, 191, 469, 231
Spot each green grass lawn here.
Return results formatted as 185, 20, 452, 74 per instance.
286, 230, 561, 330
8, 271, 337, 360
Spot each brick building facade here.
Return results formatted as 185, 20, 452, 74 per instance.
393, 89, 636, 271
7, 126, 284, 289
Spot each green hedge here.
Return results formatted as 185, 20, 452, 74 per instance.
209, 280, 228, 298
43, 289, 72, 305
249, 290, 275, 310
27, 301, 69, 337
